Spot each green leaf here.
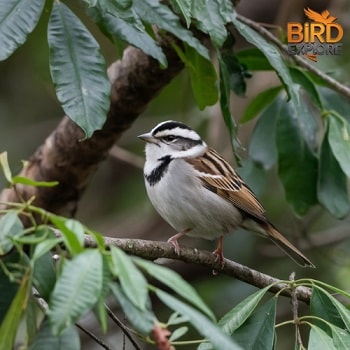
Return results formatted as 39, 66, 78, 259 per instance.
49, 215, 84, 256
0, 212, 24, 255
12, 176, 59, 187
48, 250, 103, 334
89, 7, 167, 66
133, 0, 209, 59
248, 99, 279, 170
0, 151, 13, 183
311, 287, 346, 333
174, 43, 218, 110
110, 282, 155, 335
134, 257, 215, 321
328, 116, 350, 178
192, 0, 233, 47
218, 286, 271, 335
110, 246, 148, 311
220, 51, 251, 97
155, 288, 242, 350
289, 67, 323, 110
0, 268, 31, 350
169, 326, 189, 341
32, 252, 57, 301
232, 17, 295, 100
318, 123, 349, 218
241, 86, 282, 123
319, 87, 350, 121
170, 0, 192, 27
276, 101, 318, 215
32, 237, 63, 262
331, 325, 350, 350
0, 0, 45, 61
235, 48, 273, 71
308, 324, 336, 350
48, 2, 111, 138
28, 320, 80, 350
231, 297, 276, 350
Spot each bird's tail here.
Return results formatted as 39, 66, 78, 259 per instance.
265, 223, 315, 268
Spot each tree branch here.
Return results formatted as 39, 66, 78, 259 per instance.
0, 38, 184, 217
78, 233, 312, 304
235, 14, 350, 100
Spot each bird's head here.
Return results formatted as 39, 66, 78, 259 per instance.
138, 120, 208, 162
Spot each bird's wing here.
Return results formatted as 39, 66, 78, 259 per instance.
304, 7, 324, 23
187, 148, 267, 223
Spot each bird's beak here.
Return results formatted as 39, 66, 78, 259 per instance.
137, 132, 159, 144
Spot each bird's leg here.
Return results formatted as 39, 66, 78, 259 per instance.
213, 236, 225, 267
167, 228, 192, 255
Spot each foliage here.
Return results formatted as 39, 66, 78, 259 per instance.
1, 155, 350, 349
1, 0, 350, 349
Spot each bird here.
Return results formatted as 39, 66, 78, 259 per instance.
138, 120, 314, 268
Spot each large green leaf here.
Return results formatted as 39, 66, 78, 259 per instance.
248, 99, 279, 169
48, 250, 103, 334
310, 287, 346, 333
318, 123, 349, 218
174, 43, 218, 110
155, 289, 242, 350
134, 257, 215, 321
133, 0, 209, 59
192, 0, 234, 47
218, 286, 271, 335
328, 116, 350, 178
276, 101, 318, 215
48, 2, 111, 138
28, 320, 80, 350
110, 246, 148, 311
0, 0, 45, 60
308, 324, 336, 350
110, 282, 155, 335
89, 7, 167, 66
231, 297, 276, 350
331, 325, 350, 350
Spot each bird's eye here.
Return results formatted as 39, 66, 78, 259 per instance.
163, 135, 176, 142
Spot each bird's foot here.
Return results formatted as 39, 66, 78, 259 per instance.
212, 236, 225, 274
167, 228, 192, 255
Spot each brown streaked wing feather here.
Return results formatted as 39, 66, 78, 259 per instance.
187, 148, 267, 223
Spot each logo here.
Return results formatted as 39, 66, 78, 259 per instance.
287, 8, 343, 61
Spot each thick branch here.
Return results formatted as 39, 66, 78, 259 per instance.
80, 234, 312, 304
0, 39, 183, 216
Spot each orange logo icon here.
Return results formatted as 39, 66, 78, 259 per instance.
287, 8, 343, 61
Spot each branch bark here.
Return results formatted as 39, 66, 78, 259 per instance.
79, 234, 312, 304
0, 39, 183, 216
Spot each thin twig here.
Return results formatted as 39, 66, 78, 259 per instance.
105, 304, 142, 350
75, 323, 112, 350
236, 14, 350, 100
289, 272, 305, 350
